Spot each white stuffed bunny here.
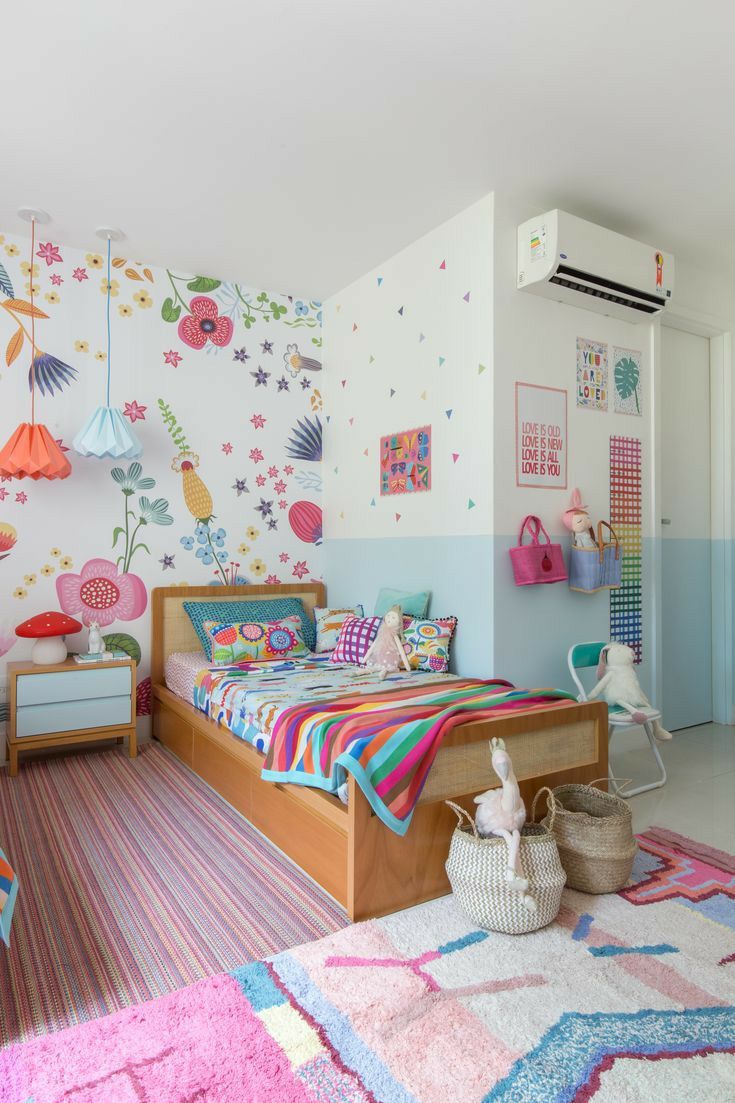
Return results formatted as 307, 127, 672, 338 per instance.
587, 642, 672, 741
87, 621, 103, 655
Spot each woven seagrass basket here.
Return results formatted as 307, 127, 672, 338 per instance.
445, 791, 566, 934
539, 782, 637, 894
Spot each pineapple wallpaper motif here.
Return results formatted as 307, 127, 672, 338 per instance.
0, 228, 323, 728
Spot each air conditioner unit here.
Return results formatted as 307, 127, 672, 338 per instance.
517, 210, 674, 322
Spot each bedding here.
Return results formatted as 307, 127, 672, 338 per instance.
403, 615, 457, 672
192, 658, 449, 754
183, 597, 316, 652
313, 605, 364, 652
263, 681, 576, 833
203, 615, 308, 664
328, 614, 381, 664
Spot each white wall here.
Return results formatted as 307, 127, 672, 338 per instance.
492, 191, 656, 692
323, 196, 495, 675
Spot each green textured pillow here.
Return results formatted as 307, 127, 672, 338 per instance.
183, 598, 315, 653
374, 588, 430, 618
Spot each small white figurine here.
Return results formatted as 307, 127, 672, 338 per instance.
362, 605, 412, 680
562, 488, 596, 548
588, 642, 672, 741
474, 738, 536, 911
87, 621, 103, 655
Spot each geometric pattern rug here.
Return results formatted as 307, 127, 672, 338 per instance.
0, 743, 346, 1046
2, 827, 734, 1101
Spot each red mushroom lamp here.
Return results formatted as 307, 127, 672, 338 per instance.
15, 611, 83, 665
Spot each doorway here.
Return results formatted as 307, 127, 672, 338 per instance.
660, 326, 712, 730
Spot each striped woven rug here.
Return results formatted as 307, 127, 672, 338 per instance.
0, 743, 346, 1045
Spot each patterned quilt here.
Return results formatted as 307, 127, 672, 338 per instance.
193, 656, 451, 753
263, 681, 576, 833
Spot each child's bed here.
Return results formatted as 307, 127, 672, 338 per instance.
151, 583, 608, 920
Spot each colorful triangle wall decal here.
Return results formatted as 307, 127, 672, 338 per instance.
467, 498, 475, 509
463, 291, 470, 303
390, 388, 396, 397
397, 306, 404, 316
478, 363, 487, 375
419, 333, 425, 343
377, 277, 383, 286
370, 498, 376, 507
438, 356, 445, 366
452, 452, 459, 463
352, 323, 358, 332
341, 379, 347, 388
420, 390, 427, 400
369, 355, 374, 363
439, 259, 446, 269
395, 513, 401, 522
363, 448, 368, 456
445, 409, 453, 419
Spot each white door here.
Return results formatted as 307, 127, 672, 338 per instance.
660, 327, 712, 730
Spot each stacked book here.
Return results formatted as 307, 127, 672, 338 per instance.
73, 651, 129, 664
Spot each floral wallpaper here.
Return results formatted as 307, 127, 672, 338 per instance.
0, 229, 323, 730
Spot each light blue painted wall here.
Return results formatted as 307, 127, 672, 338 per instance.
324, 535, 494, 679
493, 532, 655, 698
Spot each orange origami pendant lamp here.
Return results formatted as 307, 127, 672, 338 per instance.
0, 209, 71, 480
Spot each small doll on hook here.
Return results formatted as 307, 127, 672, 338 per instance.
562, 488, 596, 548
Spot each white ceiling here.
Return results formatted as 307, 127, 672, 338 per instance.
2, 0, 734, 300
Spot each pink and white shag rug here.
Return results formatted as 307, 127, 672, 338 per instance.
2, 827, 735, 1102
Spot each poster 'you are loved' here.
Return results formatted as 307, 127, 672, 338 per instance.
576, 336, 608, 411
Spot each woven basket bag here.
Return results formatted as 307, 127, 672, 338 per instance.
444, 792, 566, 934
539, 782, 637, 894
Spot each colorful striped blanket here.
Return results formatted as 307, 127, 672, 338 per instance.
262, 679, 576, 833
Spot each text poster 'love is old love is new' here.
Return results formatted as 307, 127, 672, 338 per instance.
515, 383, 567, 489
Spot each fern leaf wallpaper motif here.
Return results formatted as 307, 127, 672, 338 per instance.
0, 229, 323, 720
613, 346, 642, 416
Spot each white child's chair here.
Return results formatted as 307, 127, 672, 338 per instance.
567, 642, 667, 798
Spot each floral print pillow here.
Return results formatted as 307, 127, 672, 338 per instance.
402, 616, 458, 674
203, 615, 308, 665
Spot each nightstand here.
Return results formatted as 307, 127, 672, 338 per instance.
6, 658, 137, 776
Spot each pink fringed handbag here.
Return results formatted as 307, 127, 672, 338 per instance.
509, 515, 568, 586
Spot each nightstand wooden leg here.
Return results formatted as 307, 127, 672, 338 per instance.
8, 745, 18, 777
128, 728, 138, 759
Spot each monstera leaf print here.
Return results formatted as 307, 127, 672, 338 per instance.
615, 355, 640, 414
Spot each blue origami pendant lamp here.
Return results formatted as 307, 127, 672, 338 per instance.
73, 227, 142, 460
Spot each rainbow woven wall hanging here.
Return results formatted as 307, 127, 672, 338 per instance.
609, 435, 643, 661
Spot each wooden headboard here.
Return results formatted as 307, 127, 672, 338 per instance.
150, 582, 326, 686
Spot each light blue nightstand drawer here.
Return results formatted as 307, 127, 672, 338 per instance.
16, 666, 131, 707
15, 695, 132, 738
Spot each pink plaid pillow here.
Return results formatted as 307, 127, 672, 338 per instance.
329, 615, 382, 665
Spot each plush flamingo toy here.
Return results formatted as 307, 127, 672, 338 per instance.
474, 738, 536, 912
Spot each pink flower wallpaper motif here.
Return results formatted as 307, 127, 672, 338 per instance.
177, 296, 233, 349
56, 558, 148, 627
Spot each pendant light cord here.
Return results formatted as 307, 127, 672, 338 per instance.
106, 235, 112, 407
30, 217, 36, 425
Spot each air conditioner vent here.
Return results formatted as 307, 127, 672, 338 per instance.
549, 274, 659, 315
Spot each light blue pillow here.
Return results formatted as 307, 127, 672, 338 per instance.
374, 588, 430, 618
183, 598, 315, 653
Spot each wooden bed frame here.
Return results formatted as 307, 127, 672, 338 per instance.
151, 583, 608, 921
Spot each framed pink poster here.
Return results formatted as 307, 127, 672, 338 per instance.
515, 383, 567, 489
380, 425, 431, 496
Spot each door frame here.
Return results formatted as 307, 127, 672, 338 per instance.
652, 305, 734, 725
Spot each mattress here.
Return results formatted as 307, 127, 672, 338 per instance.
165, 650, 212, 704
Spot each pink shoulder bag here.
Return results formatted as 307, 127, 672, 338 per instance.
509, 515, 568, 586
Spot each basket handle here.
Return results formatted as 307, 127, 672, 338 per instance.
597, 521, 621, 562
445, 800, 479, 838
518, 515, 551, 548
530, 786, 560, 831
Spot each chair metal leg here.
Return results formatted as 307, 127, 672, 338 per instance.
609, 721, 667, 798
